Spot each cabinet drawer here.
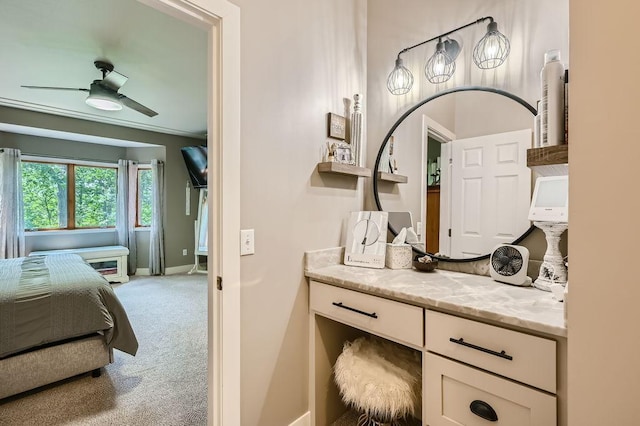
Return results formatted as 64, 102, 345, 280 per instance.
309, 281, 423, 347
424, 352, 556, 426
425, 310, 556, 393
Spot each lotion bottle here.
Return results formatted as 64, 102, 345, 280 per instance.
540, 49, 565, 146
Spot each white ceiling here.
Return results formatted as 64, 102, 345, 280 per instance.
0, 0, 208, 139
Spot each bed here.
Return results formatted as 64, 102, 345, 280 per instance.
0, 253, 138, 399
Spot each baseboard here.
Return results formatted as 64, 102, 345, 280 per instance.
134, 264, 196, 276
289, 412, 310, 426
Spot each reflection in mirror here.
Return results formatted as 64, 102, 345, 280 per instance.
374, 87, 536, 262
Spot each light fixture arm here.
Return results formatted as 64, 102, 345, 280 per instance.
394, 16, 494, 60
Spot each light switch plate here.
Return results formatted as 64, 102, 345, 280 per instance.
240, 229, 255, 255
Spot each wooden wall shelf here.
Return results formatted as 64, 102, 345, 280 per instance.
527, 145, 568, 176
317, 162, 371, 177
377, 171, 408, 183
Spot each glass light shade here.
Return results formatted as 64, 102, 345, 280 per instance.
85, 82, 123, 111
387, 58, 414, 95
85, 95, 123, 111
473, 21, 511, 69
425, 42, 455, 84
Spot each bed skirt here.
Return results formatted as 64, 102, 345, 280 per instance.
0, 334, 111, 400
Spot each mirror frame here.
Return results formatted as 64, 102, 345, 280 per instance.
373, 86, 538, 262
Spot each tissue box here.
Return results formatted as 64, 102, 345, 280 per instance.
385, 243, 412, 269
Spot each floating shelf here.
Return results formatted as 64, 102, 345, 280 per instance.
527, 145, 568, 176
317, 162, 371, 177
377, 171, 408, 183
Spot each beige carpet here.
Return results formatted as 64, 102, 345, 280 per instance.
0, 273, 208, 426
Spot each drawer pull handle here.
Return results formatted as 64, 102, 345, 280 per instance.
449, 337, 513, 361
332, 302, 378, 319
470, 399, 498, 422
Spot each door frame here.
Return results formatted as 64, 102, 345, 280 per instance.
139, 1, 241, 425
421, 115, 455, 255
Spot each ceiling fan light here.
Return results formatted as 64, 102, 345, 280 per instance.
85, 94, 123, 111
85, 82, 123, 111
425, 41, 455, 84
473, 21, 511, 69
387, 57, 414, 95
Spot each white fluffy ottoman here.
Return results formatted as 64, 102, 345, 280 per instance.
333, 336, 422, 426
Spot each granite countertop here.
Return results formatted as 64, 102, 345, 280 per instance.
305, 247, 567, 338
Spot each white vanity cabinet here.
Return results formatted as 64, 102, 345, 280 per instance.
305, 258, 566, 426
424, 311, 557, 425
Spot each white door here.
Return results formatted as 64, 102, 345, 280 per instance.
448, 129, 531, 258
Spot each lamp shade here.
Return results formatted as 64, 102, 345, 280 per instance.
387, 58, 414, 95
473, 21, 511, 69
85, 82, 123, 111
425, 41, 455, 84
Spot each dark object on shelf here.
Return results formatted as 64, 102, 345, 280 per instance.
181, 146, 208, 188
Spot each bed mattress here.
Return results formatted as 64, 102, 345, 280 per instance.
0, 254, 138, 359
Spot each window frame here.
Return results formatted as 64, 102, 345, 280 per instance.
22, 156, 120, 232
136, 165, 153, 228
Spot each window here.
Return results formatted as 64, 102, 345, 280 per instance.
22, 162, 68, 230
137, 168, 152, 227
22, 160, 117, 231
75, 165, 117, 228
22, 157, 155, 232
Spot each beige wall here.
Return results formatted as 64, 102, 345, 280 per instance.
231, 0, 367, 424
568, 1, 640, 424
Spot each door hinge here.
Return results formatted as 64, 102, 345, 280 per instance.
217, 276, 222, 291
449, 157, 453, 164
448, 228, 452, 237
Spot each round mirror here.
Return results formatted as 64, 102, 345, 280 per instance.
373, 86, 537, 262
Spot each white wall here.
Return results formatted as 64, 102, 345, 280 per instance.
568, 1, 640, 424
231, 0, 367, 424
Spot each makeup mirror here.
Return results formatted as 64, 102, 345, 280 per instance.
373, 86, 537, 262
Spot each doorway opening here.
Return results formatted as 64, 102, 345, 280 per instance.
140, 1, 241, 425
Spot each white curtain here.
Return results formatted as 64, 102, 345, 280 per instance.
0, 148, 25, 259
149, 159, 165, 275
117, 159, 138, 275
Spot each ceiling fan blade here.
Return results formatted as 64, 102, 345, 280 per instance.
118, 94, 158, 117
101, 70, 128, 91
21, 85, 89, 92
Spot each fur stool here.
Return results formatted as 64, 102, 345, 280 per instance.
333, 336, 422, 426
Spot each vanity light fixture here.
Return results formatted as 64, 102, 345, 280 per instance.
387, 16, 511, 94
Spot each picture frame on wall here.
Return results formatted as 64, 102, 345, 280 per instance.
327, 112, 346, 140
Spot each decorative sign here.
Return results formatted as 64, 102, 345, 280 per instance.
344, 211, 389, 269
328, 113, 346, 140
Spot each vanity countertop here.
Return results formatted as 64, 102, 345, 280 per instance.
305, 248, 567, 338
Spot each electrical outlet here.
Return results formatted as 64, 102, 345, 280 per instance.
240, 229, 255, 256
182, 248, 188, 256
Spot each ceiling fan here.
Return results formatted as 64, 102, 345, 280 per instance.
21, 60, 158, 117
